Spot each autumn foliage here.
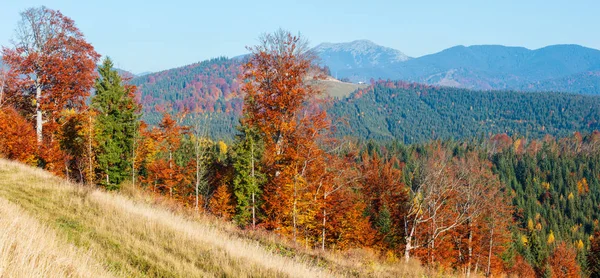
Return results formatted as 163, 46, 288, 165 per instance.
547, 242, 581, 278
0, 107, 37, 164
1, 6, 99, 176
2, 10, 599, 276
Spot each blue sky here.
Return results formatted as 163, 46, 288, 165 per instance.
1, 0, 598, 73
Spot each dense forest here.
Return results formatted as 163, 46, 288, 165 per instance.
380, 132, 600, 275
329, 81, 600, 143
3, 6, 600, 278
129, 57, 600, 143
129, 57, 242, 138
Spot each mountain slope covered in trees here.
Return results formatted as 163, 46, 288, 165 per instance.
3, 6, 600, 276
329, 81, 600, 143
128, 57, 365, 138
129, 57, 600, 141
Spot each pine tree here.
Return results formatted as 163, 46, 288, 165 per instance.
232, 123, 265, 228
91, 57, 140, 189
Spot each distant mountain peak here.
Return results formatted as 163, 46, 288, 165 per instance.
313, 40, 411, 72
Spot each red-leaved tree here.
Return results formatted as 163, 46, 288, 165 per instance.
2, 6, 99, 173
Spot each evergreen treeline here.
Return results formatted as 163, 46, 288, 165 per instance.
329, 81, 600, 143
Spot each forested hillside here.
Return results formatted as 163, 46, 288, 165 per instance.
367, 132, 600, 276
128, 57, 600, 142
3, 6, 600, 277
129, 57, 365, 138
329, 81, 600, 143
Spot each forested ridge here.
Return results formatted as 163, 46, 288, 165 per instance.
330, 81, 600, 143
128, 57, 600, 143
3, 6, 600, 278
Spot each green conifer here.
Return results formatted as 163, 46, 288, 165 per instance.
91, 58, 139, 189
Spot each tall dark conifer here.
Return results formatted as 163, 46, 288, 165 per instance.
232, 122, 265, 228
92, 58, 139, 189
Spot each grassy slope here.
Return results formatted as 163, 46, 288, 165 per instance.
0, 160, 329, 277
320, 79, 368, 98
0, 197, 112, 278
0, 159, 435, 277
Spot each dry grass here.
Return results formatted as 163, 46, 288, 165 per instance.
0, 198, 112, 277
0, 159, 441, 277
0, 159, 329, 277
318, 79, 368, 99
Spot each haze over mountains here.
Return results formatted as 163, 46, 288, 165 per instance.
4, 40, 600, 95
4, 40, 600, 140
314, 39, 412, 76
314, 41, 600, 94
126, 44, 600, 142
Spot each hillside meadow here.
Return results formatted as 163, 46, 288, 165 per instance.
0, 159, 436, 277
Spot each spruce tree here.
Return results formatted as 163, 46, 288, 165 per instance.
91, 58, 139, 189
232, 123, 265, 228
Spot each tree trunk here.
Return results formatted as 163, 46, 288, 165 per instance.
35, 80, 43, 143
292, 198, 297, 242
169, 150, 173, 198
65, 161, 69, 182
251, 139, 256, 229
467, 220, 473, 277
404, 238, 412, 263
88, 114, 93, 185
195, 140, 200, 211
292, 173, 298, 243
486, 226, 494, 277
252, 192, 256, 229
321, 193, 326, 251
132, 130, 136, 189
404, 218, 415, 263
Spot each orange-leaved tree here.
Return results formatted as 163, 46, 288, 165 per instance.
452, 151, 512, 276
2, 6, 99, 173
242, 29, 330, 244
145, 112, 190, 199
547, 242, 581, 278
359, 150, 408, 251
0, 107, 37, 164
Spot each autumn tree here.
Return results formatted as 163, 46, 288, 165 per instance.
209, 183, 235, 220
58, 108, 97, 183
506, 255, 536, 278
358, 150, 408, 250
0, 68, 20, 108
91, 58, 140, 189
144, 112, 189, 198
402, 145, 471, 263
0, 107, 37, 164
588, 231, 600, 278
242, 29, 329, 243
452, 152, 512, 277
189, 113, 212, 211
2, 6, 99, 145
319, 147, 376, 250
548, 242, 581, 278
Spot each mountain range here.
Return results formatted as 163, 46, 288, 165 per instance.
314, 41, 600, 94
4, 41, 600, 95
3, 40, 600, 141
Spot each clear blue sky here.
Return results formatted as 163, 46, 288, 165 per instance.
1, 0, 598, 74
